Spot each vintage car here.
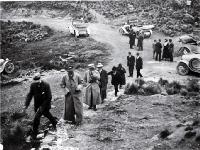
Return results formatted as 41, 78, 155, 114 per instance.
176, 53, 200, 76
119, 24, 154, 38
177, 35, 200, 56
68, 20, 90, 37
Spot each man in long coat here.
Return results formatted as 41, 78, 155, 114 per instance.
127, 52, 135, 77
136, 52, 143, 78
129, 25, 136, 49
168, 39, 174, 62
155, 39, 162, 61
23, 73, 57, 139
84, 64, 101, 111
97, 63, 108, 103
137, 32, 144, 51
60, 66, 83, 125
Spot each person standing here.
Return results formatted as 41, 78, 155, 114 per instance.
60, 66, 83, 125
84, 64, 101, 111
137, 32, 144, 51
127, 52, 135, 77
97, 63, 108, 103
129, 25, 136, 49
168, 39, 174, 62
162, 39, 169, 61
23, 73, 57, 139
152, 39, 157, 59
108, 66, 121, 97
117, 63, 126, 88
136, 53, 143, 78
155, 39, 162, 61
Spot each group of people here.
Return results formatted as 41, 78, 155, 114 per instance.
23, 61, 130, 139
129, 25, 144, 51
152, 39, 174, 62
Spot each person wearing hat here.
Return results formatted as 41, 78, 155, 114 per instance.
162, 39, 169, 61
136, 52, 143, 78
97, 63, 108, 103
23, 72, 57, 139
60, 65, 83, 125
127, 52, 135, 77
84, 64, 101, 111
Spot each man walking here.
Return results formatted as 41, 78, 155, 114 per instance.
23, 72, 57, 139
136, 52, 143, 78
155, 39, 162, 61
129, 25, 136, 49
97, 63, 108, 103
127, 52, 135, 77
60, 66, 83, 125
137, 32, 144, 51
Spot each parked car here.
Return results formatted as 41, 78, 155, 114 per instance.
119, 24, 154, 38
176, 53, 200, 75
68, 19, 90, 37
177, 35, 200, 56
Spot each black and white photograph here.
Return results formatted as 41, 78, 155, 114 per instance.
0, 0, 200, 149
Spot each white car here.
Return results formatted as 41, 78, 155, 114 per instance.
68, 20, 90, 37
119, 24, 154, 38
177, 53, 200, 75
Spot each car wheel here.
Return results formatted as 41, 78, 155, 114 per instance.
177, 62, 189, 76
144, 31, 151, 38
4, 62, 15, 74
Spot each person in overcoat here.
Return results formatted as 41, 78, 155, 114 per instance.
137, 32, 144, 51
97, 63, 108, 103
108, 66, 121, 96
155, 39, 162, 61
23, 72, 57, 139
60, 66, 83, 125
136, 52, 143, 78
84, 64, 101, 111
152, 39, 157, 59
168, 39, 174, 62
129, 25, 136, 49
117, 63, 126, 88
127, 52, 135, 77
162, 39, 169, 60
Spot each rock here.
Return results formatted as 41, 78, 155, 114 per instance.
160, 129, 171, 139
185, 131, 196, 138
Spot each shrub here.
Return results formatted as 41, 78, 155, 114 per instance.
180, 88, 188, 96
142, 81, 162, 95
166, 81, 182, 95
135, 78, 145, 87
124, 82, 139, 95
158, 78, 169, 86
186, 79, 200, 92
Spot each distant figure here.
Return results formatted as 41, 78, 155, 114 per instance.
152, 39, 157, 59
129, 25, 136, 49
84, 64, 101, 111
108, 66, 121, 97
97, 63, 108, 103
168, 39, 174, 62
137, 32, 144, 51
162, 39, 169, 61
117, 63, 126, 88
136, 52, 143, 78
155, 39, 162, 61
23, 73, 57, 139
60, 66, 83, 125
127, 52, 135, 77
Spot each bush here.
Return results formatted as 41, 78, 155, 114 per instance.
135, 78, 145, 87
186, 79, 200, 92
180, 88, 188, 96
166, 81, 182, 95
158, 78, 169, 86
124, 82, 139, 95
142, 81, 162, 95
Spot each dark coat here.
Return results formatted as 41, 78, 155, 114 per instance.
25, 80, 52, 112
162, 43, 169, 59
137, 34, 144, 45
108, 71, 121, 85
127, 55, 135, 67
117, 66, 126, 85
155, 42, 162, 53
129, 30, 136, 44
136, 57, 143, 70
99, 69, 108, 89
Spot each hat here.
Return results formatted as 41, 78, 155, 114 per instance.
88, 63, 95, 68
66, 65, 74, 71
96, 63, 103, 68
33, 72, 41, 80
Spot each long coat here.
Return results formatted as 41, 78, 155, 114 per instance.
136, 57, 143, 70
127, 55, 135, 67
155, 42, 162, 53
25, 80, 52, 112
99, 69, 108, 90
61, 72, 83, 123
117, 66, 126, 85
107, 71, 121, 86
84, 70, 102, 106
129, 30, 136, 45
